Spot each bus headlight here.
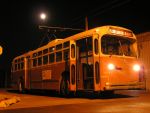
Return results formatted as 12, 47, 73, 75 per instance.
108, 63, 115, 70
133, 64, 140, 72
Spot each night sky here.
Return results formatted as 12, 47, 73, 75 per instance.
0, 0, 149, 71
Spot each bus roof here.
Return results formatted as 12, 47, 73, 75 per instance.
12, 25, 136, 61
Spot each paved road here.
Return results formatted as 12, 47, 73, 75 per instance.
0, 89, 150, 113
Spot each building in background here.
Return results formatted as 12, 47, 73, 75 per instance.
137, 32, 150, 90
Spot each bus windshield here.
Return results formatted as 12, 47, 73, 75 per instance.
101, 35, 137, 57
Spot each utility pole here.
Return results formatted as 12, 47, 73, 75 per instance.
85, 16, 88, 31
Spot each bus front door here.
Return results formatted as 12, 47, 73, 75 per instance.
76, 37, 94, 91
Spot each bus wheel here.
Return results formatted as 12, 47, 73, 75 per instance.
18, 81, 24, 93
60, 78, 69, 97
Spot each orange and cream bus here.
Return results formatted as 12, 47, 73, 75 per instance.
11, 25, 144, 96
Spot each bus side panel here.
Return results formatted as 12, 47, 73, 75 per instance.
30, 62, 68, 91
30, 68, 42, 89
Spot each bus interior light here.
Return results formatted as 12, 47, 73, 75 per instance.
133, 64, 140, 72
108, 63, 115, 70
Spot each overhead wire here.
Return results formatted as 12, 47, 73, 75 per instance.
69, 0, 131, 27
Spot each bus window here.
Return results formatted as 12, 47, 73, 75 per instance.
101, 35, 137, 57
15, 59, 17, 63
26, 56, 30, 59
87, 37, 93, 52
76, 37, 93, 57
38, 51, 42, 56
33, 59, 37, 67
18, 58, 21, 62
15, 64, 17, 70
63, 41, 70, 48
49, 53, 55, 63
33, 53, 37, 58
56, 52, 62, 62
38, 57, 42, 66
49, 47, 55, 52
18, 63, 20, 70
21, 57, 24, 61
56, 44, 62, 50
43, 49, 48, 54
21, 62, 24, 69
64, 49, 70, 60
43, 55, 48, 65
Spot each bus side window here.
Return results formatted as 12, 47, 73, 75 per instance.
38, 51, 42, 56
49, 47, 55, 52
64, 49, 70, 60
18, 63, 20, 70
76, 37, 92, 57
43, 49, 48, 54
56, 44, 62, 50
33, 59, 37, 67
87, 37, 93, 52
49, 53, 55, 63
38, 57, 42, 66
20, 62, 24, 69
56, 52, 62, 62
15, 64, 17, 70
33, 53, 37, 58
63, 41, 70, 48
43, 55, 48, 65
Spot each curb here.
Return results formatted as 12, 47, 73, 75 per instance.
0, 96, 21, 108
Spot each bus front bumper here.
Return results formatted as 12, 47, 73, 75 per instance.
104, 82, 145, 90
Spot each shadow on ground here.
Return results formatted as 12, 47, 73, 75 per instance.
7, 89, 136, 100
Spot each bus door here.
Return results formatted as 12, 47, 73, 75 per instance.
76, 36, 94, 90
24, 56, 31, 89
70, 41, 76, 91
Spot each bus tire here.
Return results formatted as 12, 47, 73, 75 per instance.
18, 80, 24, 93
60, 78, 70, 97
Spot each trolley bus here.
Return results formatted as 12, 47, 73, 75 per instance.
11, 25, 144, 96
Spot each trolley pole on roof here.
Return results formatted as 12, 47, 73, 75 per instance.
39, 26, 84, 32
85, 16, 89, 31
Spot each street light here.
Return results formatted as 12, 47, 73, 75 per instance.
40, 13, 46, 20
